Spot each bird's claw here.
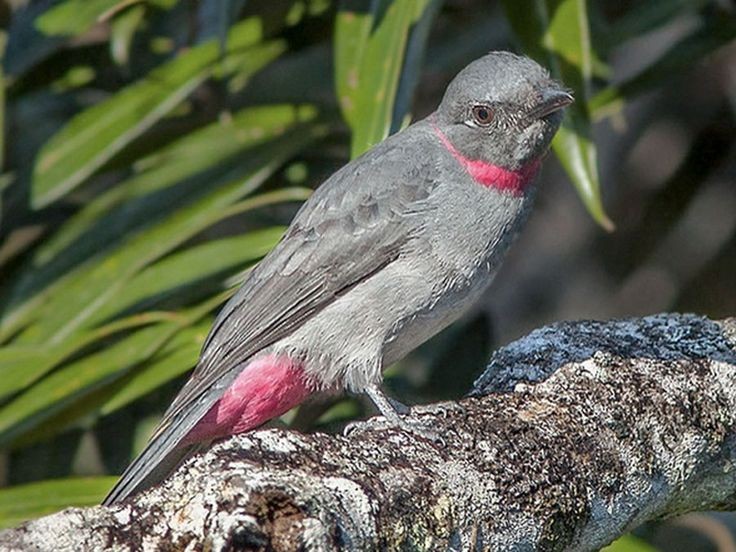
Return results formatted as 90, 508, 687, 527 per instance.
342, 419, 363, 437
350, 386, 452, 445
343, 412, 446, 446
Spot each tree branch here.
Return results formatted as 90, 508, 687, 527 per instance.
2, 313, 735, 551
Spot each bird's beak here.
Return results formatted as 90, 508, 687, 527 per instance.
529, 87, 574, 120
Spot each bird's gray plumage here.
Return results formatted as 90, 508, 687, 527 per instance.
103, 51, 572, 505
103, 129, 439, 504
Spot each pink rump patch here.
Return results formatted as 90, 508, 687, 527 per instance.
432, 123, 540, 195
184, 354, 312, 444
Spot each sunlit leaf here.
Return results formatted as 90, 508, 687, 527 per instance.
3, 110, 321, 343
502, 0, 614, 230
20, 177, 314, 346
35, 0, 120, 37
0, 322, 182, 448
34, 104, 306, 267
0, 477, 118, 528
99, 320, 211, 415
335, 0, 438, 157
110, 4, 146, 66
0, 288, 228, 448
147, 0, 179, 9
211, 41, 286, 81
334, 5, 373, 129
314, 399, 362, 427
30, 18, 271, 208
0, 293, 228, 450
88, 227, 286, 325
0, 312, 177, 402
196, 0, 248, 49
0, 348, 50, 401
390, 0, 442, 134
348, 0, 416, 157
50, 66, 96, 92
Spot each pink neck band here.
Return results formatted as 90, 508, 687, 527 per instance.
432, 123, 540, 196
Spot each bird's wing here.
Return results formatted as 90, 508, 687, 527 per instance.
103, 136, 438, 504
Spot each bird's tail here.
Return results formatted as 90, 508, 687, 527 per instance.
102, 354, 312, 505
102, 435, 196, 506
101, 390, 223, 505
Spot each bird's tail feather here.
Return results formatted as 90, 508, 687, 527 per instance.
102, 438, 195, 506
101, 395, 219, 506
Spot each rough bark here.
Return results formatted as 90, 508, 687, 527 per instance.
1, 313, 735, 551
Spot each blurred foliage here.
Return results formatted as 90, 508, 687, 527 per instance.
0, 0, 733, 542
603, 534, 658, 552
0, 476, 117, 529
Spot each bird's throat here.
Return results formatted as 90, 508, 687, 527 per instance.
432, 124, 540, 195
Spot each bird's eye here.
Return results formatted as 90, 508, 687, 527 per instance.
471, 105, 494, 126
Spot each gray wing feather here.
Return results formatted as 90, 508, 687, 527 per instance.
103, 132, 437, 505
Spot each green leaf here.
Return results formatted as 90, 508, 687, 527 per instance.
3, 108, 320, 343
334, 5, 374, 129
390, 0, 443, 134
502, 0, 614, 231
147, 0, 179, 8
35, 0, 121, 37
21, 178, 314, 346
110, 4, 147, 66
0, 293, 227, 449
196, 0, 248, 50
30, 18, 270, 209
335, 0, 436, 158
99, 320, 211, 415
0, 348, 51, 401
0, 312, 176, 402
0, 323, 181, 448
0, 477, 118, 528
34, 103, 305, 268
314, 398, 362, 427
88, 227, 286, 325
0, 185, 310, 446
50, 66, 96, 92
601, 534, 657, 552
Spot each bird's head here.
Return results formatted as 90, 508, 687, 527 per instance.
433, 52, 572, 191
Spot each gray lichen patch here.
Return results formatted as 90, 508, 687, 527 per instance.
472, 313, 736, 394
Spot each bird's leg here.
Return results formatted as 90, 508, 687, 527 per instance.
343, 385, 442, 444
366, 385, 468, 421
364, 385, 410, 418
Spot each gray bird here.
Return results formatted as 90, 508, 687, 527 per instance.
103, 51, 572, 505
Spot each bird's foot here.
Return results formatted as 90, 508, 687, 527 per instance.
343, 413, 444, 444
342, 385, 445, 445
413, 400, 468, 421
